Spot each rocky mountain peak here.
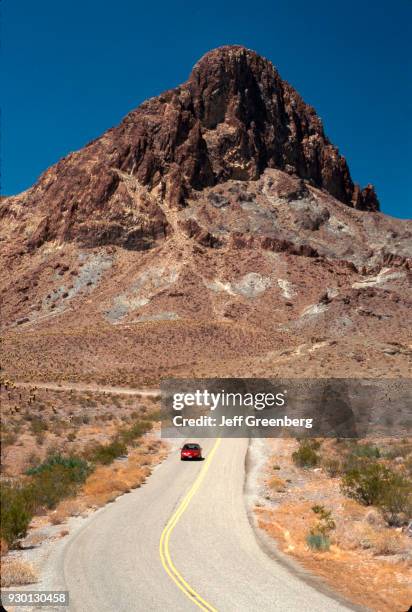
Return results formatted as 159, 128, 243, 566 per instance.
1, 49, 411, 383
186, 45, 378, 209
2, 46, 381, 252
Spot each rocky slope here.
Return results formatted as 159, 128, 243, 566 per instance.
1, 46, 411, 384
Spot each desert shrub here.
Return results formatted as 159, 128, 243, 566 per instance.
322, 457, 341, 477
351, 443, 381, 459
405, 456, 412, 478
30, 418, 48, 435
88, 439, 127, 465
50, 418, 67, 436
292, 440, 320, 468
27, 455, 91, 511
341, 461, 412, 524
34, 431, 46, 445
31, 467, 74, 510
306, 533, 330, 551
13, 421, 22, 434
119, 421, 152, 445
26, 453, 41, 468
307, 505, 336, 551
379, 473, 412, 526
71, 414, 91, 426
384, 442, 412, 460
0, 482, 34, 546
311, 504, 336, 535
100, 413, 114, 422
371, 530, 410, 555
27, 454, 91, 484
341, 461, 390, 506
1, 430, 17, 447
146, 409, 166, 422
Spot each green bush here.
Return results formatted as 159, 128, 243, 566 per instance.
311, 504, 336, 534
306, 504, 335, 551
379, 472, 412, 526
341, 460, 412, 524
30, 419, 48, 435
30, 466, 79, 509
0, 482, 34, 546
27, 454, 91, 483
292, 440, 320, 468
350, 443, 380, 459
306, 533, 331, 551
341, 461, 390, 506
25, 454, 92, 511
146, 410, 166, 422
88, 439, 127, 465
119, 420, 152, 445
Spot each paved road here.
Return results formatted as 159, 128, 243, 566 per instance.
42, 438, 354, 612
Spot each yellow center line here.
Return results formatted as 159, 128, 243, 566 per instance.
159, 438, 221, 612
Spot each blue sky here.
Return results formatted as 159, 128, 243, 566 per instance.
3, 0, 411, 218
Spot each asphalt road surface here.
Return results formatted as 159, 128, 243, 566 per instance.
42, 438, 355, 612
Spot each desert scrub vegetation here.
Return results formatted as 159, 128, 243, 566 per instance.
26, 454, 91, 484
306, 504, 336, 551
87, 439, 127, 465
341, 461, 411, 526
384, 439, 412, 460
290, 437, 412, 531
29, 417, 48, 445
118, 420, 152, 445
292, 439, 321, 468
1, 454, 91, 547
0, 424, 18, 447
0, 482, 34, 547
1, 558, 38, 587
294, 438, 412, 528
86, 419, 153, 464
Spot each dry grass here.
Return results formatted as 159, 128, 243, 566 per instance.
336, 520, 410, 556
50, 499, 87, 525
1, 558, 38, 587
81, 462, 149, 507
268, 476, 287, 492
48, 437, 167, 517
371, 530, 410, 556
0, 539, 9, 557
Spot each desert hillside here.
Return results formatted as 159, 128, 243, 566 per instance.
1, 45, 411, 384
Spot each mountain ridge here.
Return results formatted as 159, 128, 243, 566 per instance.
1, 46, 410, 385
1, 45, 380, 254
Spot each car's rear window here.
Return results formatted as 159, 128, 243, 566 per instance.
183, 444, 200, 449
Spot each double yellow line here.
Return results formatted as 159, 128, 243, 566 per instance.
159, 438, 221, 611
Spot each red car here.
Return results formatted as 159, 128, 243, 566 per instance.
180, 443, 202, 460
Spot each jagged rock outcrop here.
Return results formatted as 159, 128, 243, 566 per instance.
1, 45, 379, 251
